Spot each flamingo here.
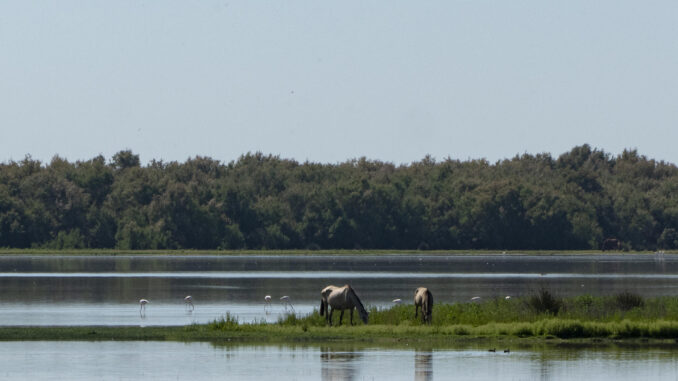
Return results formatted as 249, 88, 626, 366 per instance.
392, 298, 402, 304
280, 295, 294, 312
264, 295, 272, 312
139, 299, 149, 315
184, 296, 194, 311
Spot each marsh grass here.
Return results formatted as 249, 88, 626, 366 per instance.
528, 289, 562, 315
6, 293, 678, 342
200, 292, 678, 340
255, 293, 678, 330
614, 291, 645, 311
211, 313, 240, 330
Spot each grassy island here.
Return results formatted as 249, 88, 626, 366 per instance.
4, 292, 678, 345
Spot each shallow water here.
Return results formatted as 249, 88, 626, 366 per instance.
1, 341, 677, 380
0, 254, 676, 326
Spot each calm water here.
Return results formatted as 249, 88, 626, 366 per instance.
1, 341, 677, 380
0, 254, 676, 326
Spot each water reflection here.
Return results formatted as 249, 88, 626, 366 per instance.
1, 342, 678, 380
414, 350, 433, 381
320, 347, 362, 381
3, 254, 678, 326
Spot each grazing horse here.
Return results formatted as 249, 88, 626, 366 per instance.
414, 287, 433, 324
320, 285, 369, 326
602, 238, 621, 251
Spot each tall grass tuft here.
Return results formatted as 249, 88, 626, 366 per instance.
614, 291, 645, 311
209, 312, 240, 330
527, 289, 562, 315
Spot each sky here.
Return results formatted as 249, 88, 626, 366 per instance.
1, 1, 677, 166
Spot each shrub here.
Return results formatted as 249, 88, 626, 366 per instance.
528, 289, 562, 315
615, 291, 644, 311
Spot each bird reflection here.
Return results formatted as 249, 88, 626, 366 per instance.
415, 350, 433, 381
320, 347, 361, 381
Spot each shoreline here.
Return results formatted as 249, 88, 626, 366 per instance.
3, 319, 678, 346
0, 249, 670, 256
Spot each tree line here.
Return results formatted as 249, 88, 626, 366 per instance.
1, 145, 677, 251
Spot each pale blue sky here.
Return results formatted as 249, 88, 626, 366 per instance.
1, 1, 677, 165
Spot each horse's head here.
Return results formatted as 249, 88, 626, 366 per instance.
346, 287, 369, 324
359, 309, 369, 324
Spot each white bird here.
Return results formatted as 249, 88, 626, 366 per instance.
184, 296, 194, 311
139, 299, 149, 315
392, 298, 402, 304
280, 295, 294, 311
505, 296, 511, 300
264, 295, 272, 313
471, 296, 481, 301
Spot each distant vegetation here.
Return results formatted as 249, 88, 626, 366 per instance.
1, 145, 678, 251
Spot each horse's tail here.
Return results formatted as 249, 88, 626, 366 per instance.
320, 298, 326, 316
348, 287, 369, 324
425, 290, 433, 320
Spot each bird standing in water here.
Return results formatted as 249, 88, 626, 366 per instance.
139, 299, 149, 316
280, 295, 294, 311
184, 296, 194, 311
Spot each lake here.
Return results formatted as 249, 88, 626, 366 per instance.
1, 341, 677, 380
0, 253, 676, 326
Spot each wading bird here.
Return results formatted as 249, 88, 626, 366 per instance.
264, 295, 272, 312
184, 296, 194, 311
139, 299, 149, 316
280, 295, 294, 312
392, 298, 402, 304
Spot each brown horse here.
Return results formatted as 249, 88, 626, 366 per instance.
414, 287, 433, 324
320, 285, 369, 326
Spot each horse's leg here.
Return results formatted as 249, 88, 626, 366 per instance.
415, 304, 419, 319
339, 309, 344, 325
350, 308, 354, 325
328, 308, 333, 326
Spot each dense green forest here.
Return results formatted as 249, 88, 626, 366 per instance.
1, 145, 677, 251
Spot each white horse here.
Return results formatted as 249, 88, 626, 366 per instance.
414, 287, 433, 324
320, 285, 368, 326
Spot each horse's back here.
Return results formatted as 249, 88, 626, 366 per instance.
414, 287, 429, 304
326, 285, 349, 307
322, 285, 339, 295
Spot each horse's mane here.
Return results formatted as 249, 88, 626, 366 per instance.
346, 286, 368, 322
